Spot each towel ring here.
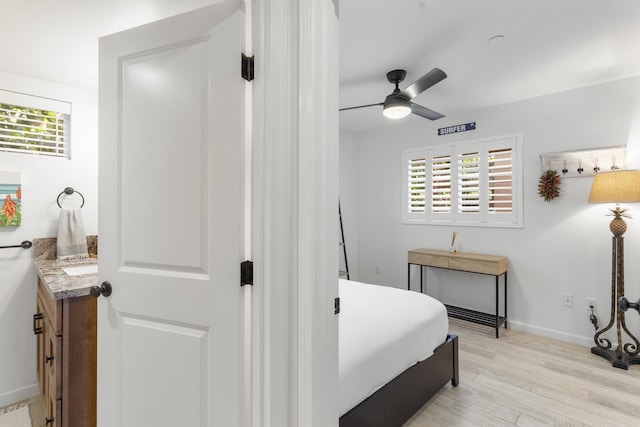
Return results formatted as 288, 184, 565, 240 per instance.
57, 187, 85, 208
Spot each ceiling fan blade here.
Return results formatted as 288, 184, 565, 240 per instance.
400, 68, 447, 100
339, 102, 384, 112
411, 102, 445, 121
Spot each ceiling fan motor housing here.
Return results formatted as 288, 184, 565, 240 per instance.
386, 69, 407, 85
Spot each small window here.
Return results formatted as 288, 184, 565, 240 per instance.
402, 133, 523, 228
0, 90, 71, 158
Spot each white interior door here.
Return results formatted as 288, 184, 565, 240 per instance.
98, 2, 245, 426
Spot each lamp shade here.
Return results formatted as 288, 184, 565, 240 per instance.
588, 170, 640, 203
383, 94, 411, 119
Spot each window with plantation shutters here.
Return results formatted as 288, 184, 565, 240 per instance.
0, 90, 71, 158
402, 133, 522, 228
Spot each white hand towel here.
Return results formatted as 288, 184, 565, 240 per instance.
57, 207, 89, 260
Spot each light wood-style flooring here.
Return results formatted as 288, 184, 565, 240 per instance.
405, 319, 640, 427
5, 320, 640, 427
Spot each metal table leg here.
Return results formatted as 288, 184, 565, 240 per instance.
495, 276, 499, 338
504, 271, 508, 329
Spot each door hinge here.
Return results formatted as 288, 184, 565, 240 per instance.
241, 260, 253, 286
334, 297, 340, 315
241, 53, 254, 81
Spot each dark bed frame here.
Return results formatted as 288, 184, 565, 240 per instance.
339, 334, 459, 427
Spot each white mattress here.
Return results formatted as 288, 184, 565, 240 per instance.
339, 278, 449, 416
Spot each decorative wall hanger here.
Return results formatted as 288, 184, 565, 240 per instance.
538, 163, 561, 202
539, 146, 626, 178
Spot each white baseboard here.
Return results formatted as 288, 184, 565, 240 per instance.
0, 384, 39, 408
508, 320, 593, 347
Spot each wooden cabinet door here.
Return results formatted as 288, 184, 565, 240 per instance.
35, 295, 46, 397
43, 387, 60, 427
45, 315, 61, 426
45, 324, 61, 403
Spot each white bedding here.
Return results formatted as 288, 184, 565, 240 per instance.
339, 278, 449, 416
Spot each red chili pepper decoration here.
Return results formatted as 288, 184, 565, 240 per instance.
538, 169, 561, 202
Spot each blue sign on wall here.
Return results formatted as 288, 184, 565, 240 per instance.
438, 122, 476, 136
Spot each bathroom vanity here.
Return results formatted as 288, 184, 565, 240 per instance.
33, 251, 97, 427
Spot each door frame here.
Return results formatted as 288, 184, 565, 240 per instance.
251, 0, 339, 426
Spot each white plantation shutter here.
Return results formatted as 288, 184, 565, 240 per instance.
0, 90, 71, 158
457, 151, 480, 214
430, 154, 451, 214
403, 133, 522, 227
487, 148, 513, 213
407, 156, 426, 213
485, 137, 519, 224
403, 148, 428, 222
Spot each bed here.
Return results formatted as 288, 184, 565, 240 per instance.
339, 279, 459, 427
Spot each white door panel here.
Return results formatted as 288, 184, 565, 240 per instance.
99, 2, 244, 426
120, 39, 210, 271
120, 316, 208, 426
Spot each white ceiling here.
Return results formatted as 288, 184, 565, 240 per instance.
2, 1, 640, 134
339, 0, 640, 132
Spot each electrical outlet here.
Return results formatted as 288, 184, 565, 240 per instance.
587, 297, 598, 312
562, 293, 574, 308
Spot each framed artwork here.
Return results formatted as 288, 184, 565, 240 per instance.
0, 171, 21, 226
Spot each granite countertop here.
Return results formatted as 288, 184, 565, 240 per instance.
34, 257, 98, 300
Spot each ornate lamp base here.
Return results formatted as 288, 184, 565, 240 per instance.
591, 347, 640, 370
591, 211, 640, 369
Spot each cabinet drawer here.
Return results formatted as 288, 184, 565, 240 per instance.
38, 280, 62, 336
448, 257, 495, 275
448, 256, 507, 275
409, 249, 508, 276
408, 252, 449, 268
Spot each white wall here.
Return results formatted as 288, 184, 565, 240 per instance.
341, 75, 640, 346
0, 71, 98, 406
339, 129, 359, 279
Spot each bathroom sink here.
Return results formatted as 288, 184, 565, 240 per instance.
62, 264, 98, 276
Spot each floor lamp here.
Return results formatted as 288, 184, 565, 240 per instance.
588, 170, 640, 369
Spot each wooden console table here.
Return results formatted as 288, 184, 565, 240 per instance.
407, 248, 508, 338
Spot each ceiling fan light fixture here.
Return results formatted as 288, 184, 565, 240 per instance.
383, 95, 411, 119
339, 67, 446, 121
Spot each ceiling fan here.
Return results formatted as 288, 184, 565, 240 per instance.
340, 68, 447, 120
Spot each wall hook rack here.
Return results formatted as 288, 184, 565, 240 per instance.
540, 146, 626, 178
